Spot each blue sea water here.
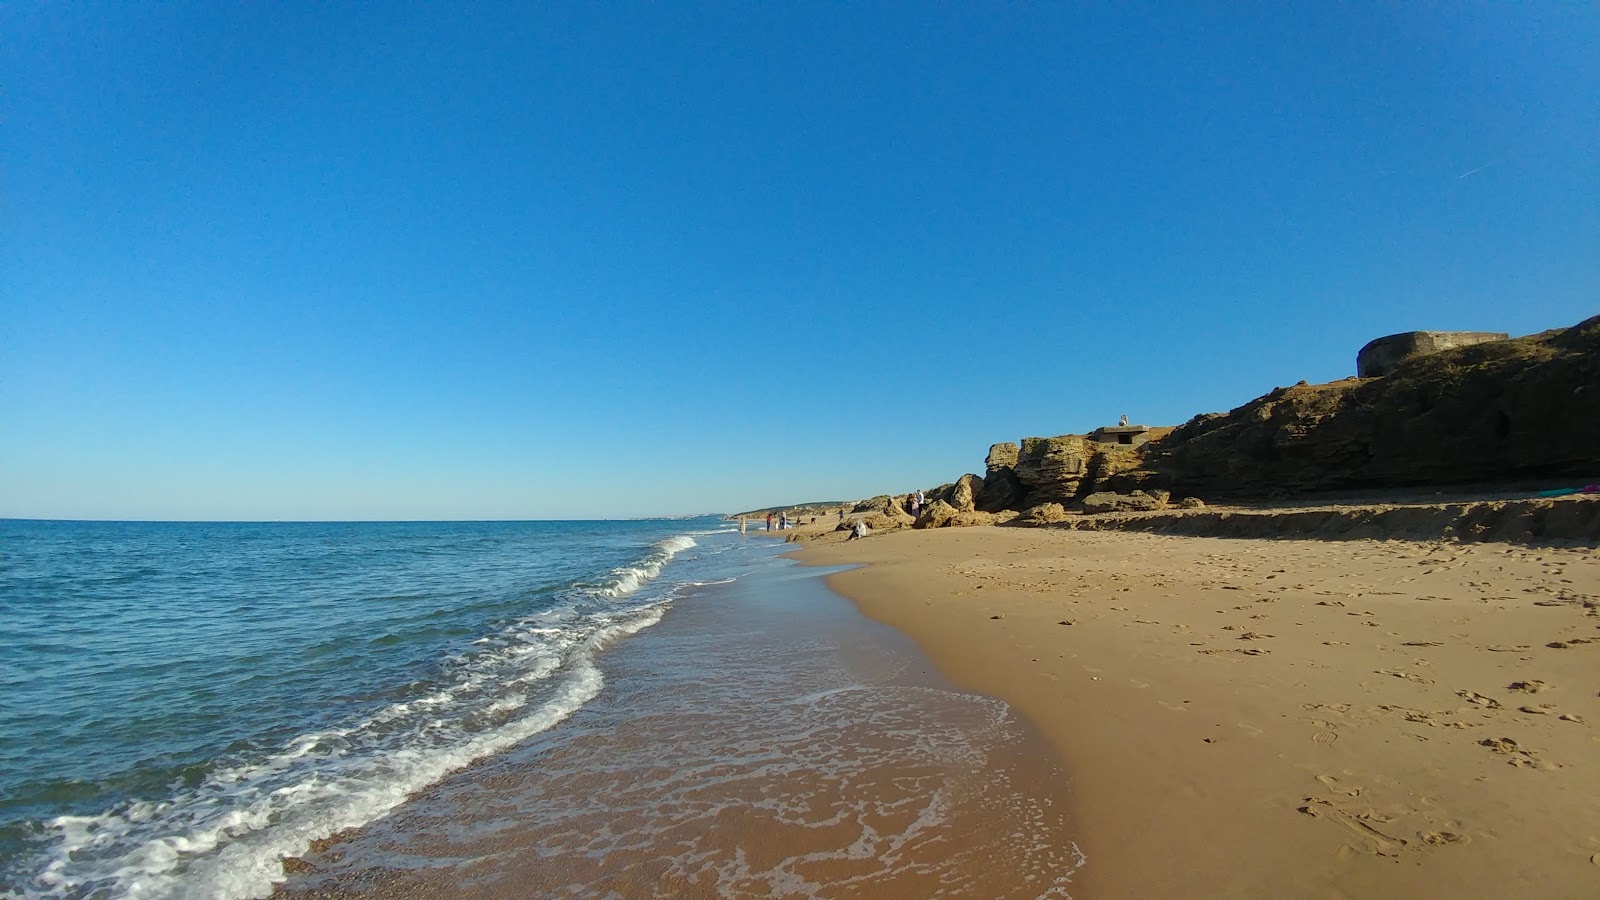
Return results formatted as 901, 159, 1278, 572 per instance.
0, 517, 743, 898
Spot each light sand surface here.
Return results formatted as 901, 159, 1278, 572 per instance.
800, 526, 1600, 898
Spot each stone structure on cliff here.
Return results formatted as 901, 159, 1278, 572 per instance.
1357, 330, 1509, 378
1089, 424, 1151, 448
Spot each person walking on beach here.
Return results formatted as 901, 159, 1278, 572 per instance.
765, 512, 772, 532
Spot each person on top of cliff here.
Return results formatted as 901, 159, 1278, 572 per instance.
1119, 414, 1129, 426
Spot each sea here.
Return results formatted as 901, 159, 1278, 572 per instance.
0, 518, 1082, 899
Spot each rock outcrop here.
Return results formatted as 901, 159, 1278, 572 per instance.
1357, 331, 1509, 378
1020, 502, 1070, 525
914, 500, 960, 529
1013, 436, 1095, 503
1058, 496, 1599, 546
979, 443, 1026, 512
830, 316, 1593, 528
950, 474, 984, 512
1081, 490, 1164, 514
1145, 315, 1600, 497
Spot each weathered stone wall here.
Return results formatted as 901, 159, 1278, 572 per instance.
1357, 331, 1509, 378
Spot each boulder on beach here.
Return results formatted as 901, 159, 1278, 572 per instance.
1020, 502, 1069, 525
1082, 490, 1164, 514
914, 500, 960, 529
951, 473, 985, 512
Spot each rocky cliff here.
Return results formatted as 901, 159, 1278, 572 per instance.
1144, 314, 1600, 497
934, 315, 1597, 517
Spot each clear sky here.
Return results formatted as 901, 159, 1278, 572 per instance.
3, 3, 1596, 520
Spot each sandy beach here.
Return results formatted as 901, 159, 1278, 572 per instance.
798, 523, 1600, 898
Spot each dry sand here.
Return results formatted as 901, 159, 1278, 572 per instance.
798, 524, 1600, 898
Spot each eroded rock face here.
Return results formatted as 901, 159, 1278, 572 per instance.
951, 474, 985, 512
979, 442, 1026, 512
1013, 436, 1095, 503
985, 442, 1020, 470
1357, 331, 1509, 378
1146, 315, 1600, 496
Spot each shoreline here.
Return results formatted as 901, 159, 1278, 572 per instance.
796, 525, 1600, 897
273, 533, 1087, 898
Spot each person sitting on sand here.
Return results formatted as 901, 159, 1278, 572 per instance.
846, 519, 869, 541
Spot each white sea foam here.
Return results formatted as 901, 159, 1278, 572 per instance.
594, 535, 697, 599
18, 532, 701, 900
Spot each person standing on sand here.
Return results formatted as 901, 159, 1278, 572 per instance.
765, 512, 772, 532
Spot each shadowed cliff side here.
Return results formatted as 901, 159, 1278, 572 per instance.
1142, 314, 1599, 497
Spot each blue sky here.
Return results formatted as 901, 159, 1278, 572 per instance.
3, 3, 1596, 520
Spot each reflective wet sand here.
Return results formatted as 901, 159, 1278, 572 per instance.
276, 549, 1083, 898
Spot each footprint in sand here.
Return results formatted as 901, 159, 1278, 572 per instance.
1315, 774, 1360, 795
1376, 670, 1434, 684
1456, 690, 1501, 709
1479, 737, 1560, 769
1419, 830, 1469, 846
1297, 799, 1408, 857
1508, 680, 1548, 694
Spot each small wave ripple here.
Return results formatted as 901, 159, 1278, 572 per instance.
2, 525, 712, 900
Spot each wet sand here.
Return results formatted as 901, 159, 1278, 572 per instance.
802, 526, 1600, 898
275, 540, 1085, 898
